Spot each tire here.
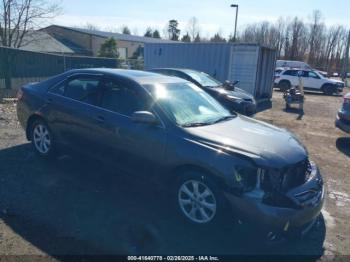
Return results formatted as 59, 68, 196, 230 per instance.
30, 119, 56, 159
174, 171, 229, 226
278, 81, 291, 92
322, 84, 335, 96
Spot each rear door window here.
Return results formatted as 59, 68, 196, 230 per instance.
283, 70, 298, 76
50, 75, 102, 106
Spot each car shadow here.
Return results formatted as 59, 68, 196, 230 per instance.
0, 144, 326, 257
256, 100, 272, 113
273, 89, 343, 97
303, 91, 343, 97
336, 137, 350, 157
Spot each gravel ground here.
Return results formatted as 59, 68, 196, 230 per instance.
0, 89, 349, 259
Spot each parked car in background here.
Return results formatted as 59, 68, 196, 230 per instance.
149, 68, 257, 116
276, 60, 329, 78
17, 69, 324, 241
316, 70, 328, 78
336, 92, 350, 133
276, 60, 311, 70
274, 69, 345, 95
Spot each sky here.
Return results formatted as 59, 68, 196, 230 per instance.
52, 0, 350, 38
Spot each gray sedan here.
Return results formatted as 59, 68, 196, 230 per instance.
16, 69, 324, 242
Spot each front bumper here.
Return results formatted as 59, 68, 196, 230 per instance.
224, 168, 324, 234
231, 101, 257, 116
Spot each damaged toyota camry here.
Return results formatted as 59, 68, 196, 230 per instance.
17, 69, 324, 241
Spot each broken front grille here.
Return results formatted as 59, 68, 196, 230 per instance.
262, 159, 309, 193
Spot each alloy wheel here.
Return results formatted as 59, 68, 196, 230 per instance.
33, 124, 51, 154
178, 180, 217, 223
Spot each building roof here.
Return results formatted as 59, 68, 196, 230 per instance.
42, 25, 174, 44
18, 31, 75, 54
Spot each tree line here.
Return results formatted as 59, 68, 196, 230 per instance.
138, 11, 349, 74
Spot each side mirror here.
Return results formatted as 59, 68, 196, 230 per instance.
131, 111, 158, 125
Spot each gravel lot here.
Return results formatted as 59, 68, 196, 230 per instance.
0, 88, 349, 258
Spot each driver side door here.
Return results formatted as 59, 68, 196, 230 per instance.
97, 78, 167, 176
303, 71, 320, 89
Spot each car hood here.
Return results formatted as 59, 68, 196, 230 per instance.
327, 78, 345, 85
214, 86, 255, 101
185, 115, 307, 168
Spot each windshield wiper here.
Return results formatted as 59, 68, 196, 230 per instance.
204, 85, 221, 89
211, 115, 236, 124
181, 122, 211, 128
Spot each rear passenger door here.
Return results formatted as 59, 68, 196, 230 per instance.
282, 70, 298, 86
46, 74, 104, 152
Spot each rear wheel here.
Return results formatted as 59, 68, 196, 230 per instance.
30, 119, 56, 159
278, 81, 291, 92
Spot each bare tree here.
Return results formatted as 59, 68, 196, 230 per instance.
187, 16, 200, 41
82, 23, 100, 31
0, 0, 61, 89
307, 10, 324, 64
0, 0, 61, 48
236, 10, 348, 73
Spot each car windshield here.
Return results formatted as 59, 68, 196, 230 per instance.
143, 82, 232, 126
183, 70, 222, 88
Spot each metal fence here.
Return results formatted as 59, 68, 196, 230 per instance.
0, 46, 121, 96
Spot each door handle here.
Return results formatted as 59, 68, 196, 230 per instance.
95, 115, 105, 123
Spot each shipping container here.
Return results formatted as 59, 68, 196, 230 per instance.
144, 43, 276, 100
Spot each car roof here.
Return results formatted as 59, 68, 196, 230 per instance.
66, 68, 188, 85
282, 68, 315, 72
150, 68, 204, 74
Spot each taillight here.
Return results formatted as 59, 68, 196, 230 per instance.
344, 94, 350, 104
17, 88, 24, 100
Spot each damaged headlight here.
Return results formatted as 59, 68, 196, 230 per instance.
305, 160, 318, 182
233, 165, 259, 192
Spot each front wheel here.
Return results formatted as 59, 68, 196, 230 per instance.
175, 172, 228, 225
322, 84, 335, 96
30, 119, 56, 158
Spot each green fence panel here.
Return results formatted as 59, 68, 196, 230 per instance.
0, 46, 118, 79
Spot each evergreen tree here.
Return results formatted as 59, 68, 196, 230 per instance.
152, 30, 161, 39
144, 27, 153, 37
210, 33, 226, 43
194, 33, 201, 42
122, 26, 131, 35
181, 33, 191, 42
98, 38, 119, 58
167, 20, 181, 41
